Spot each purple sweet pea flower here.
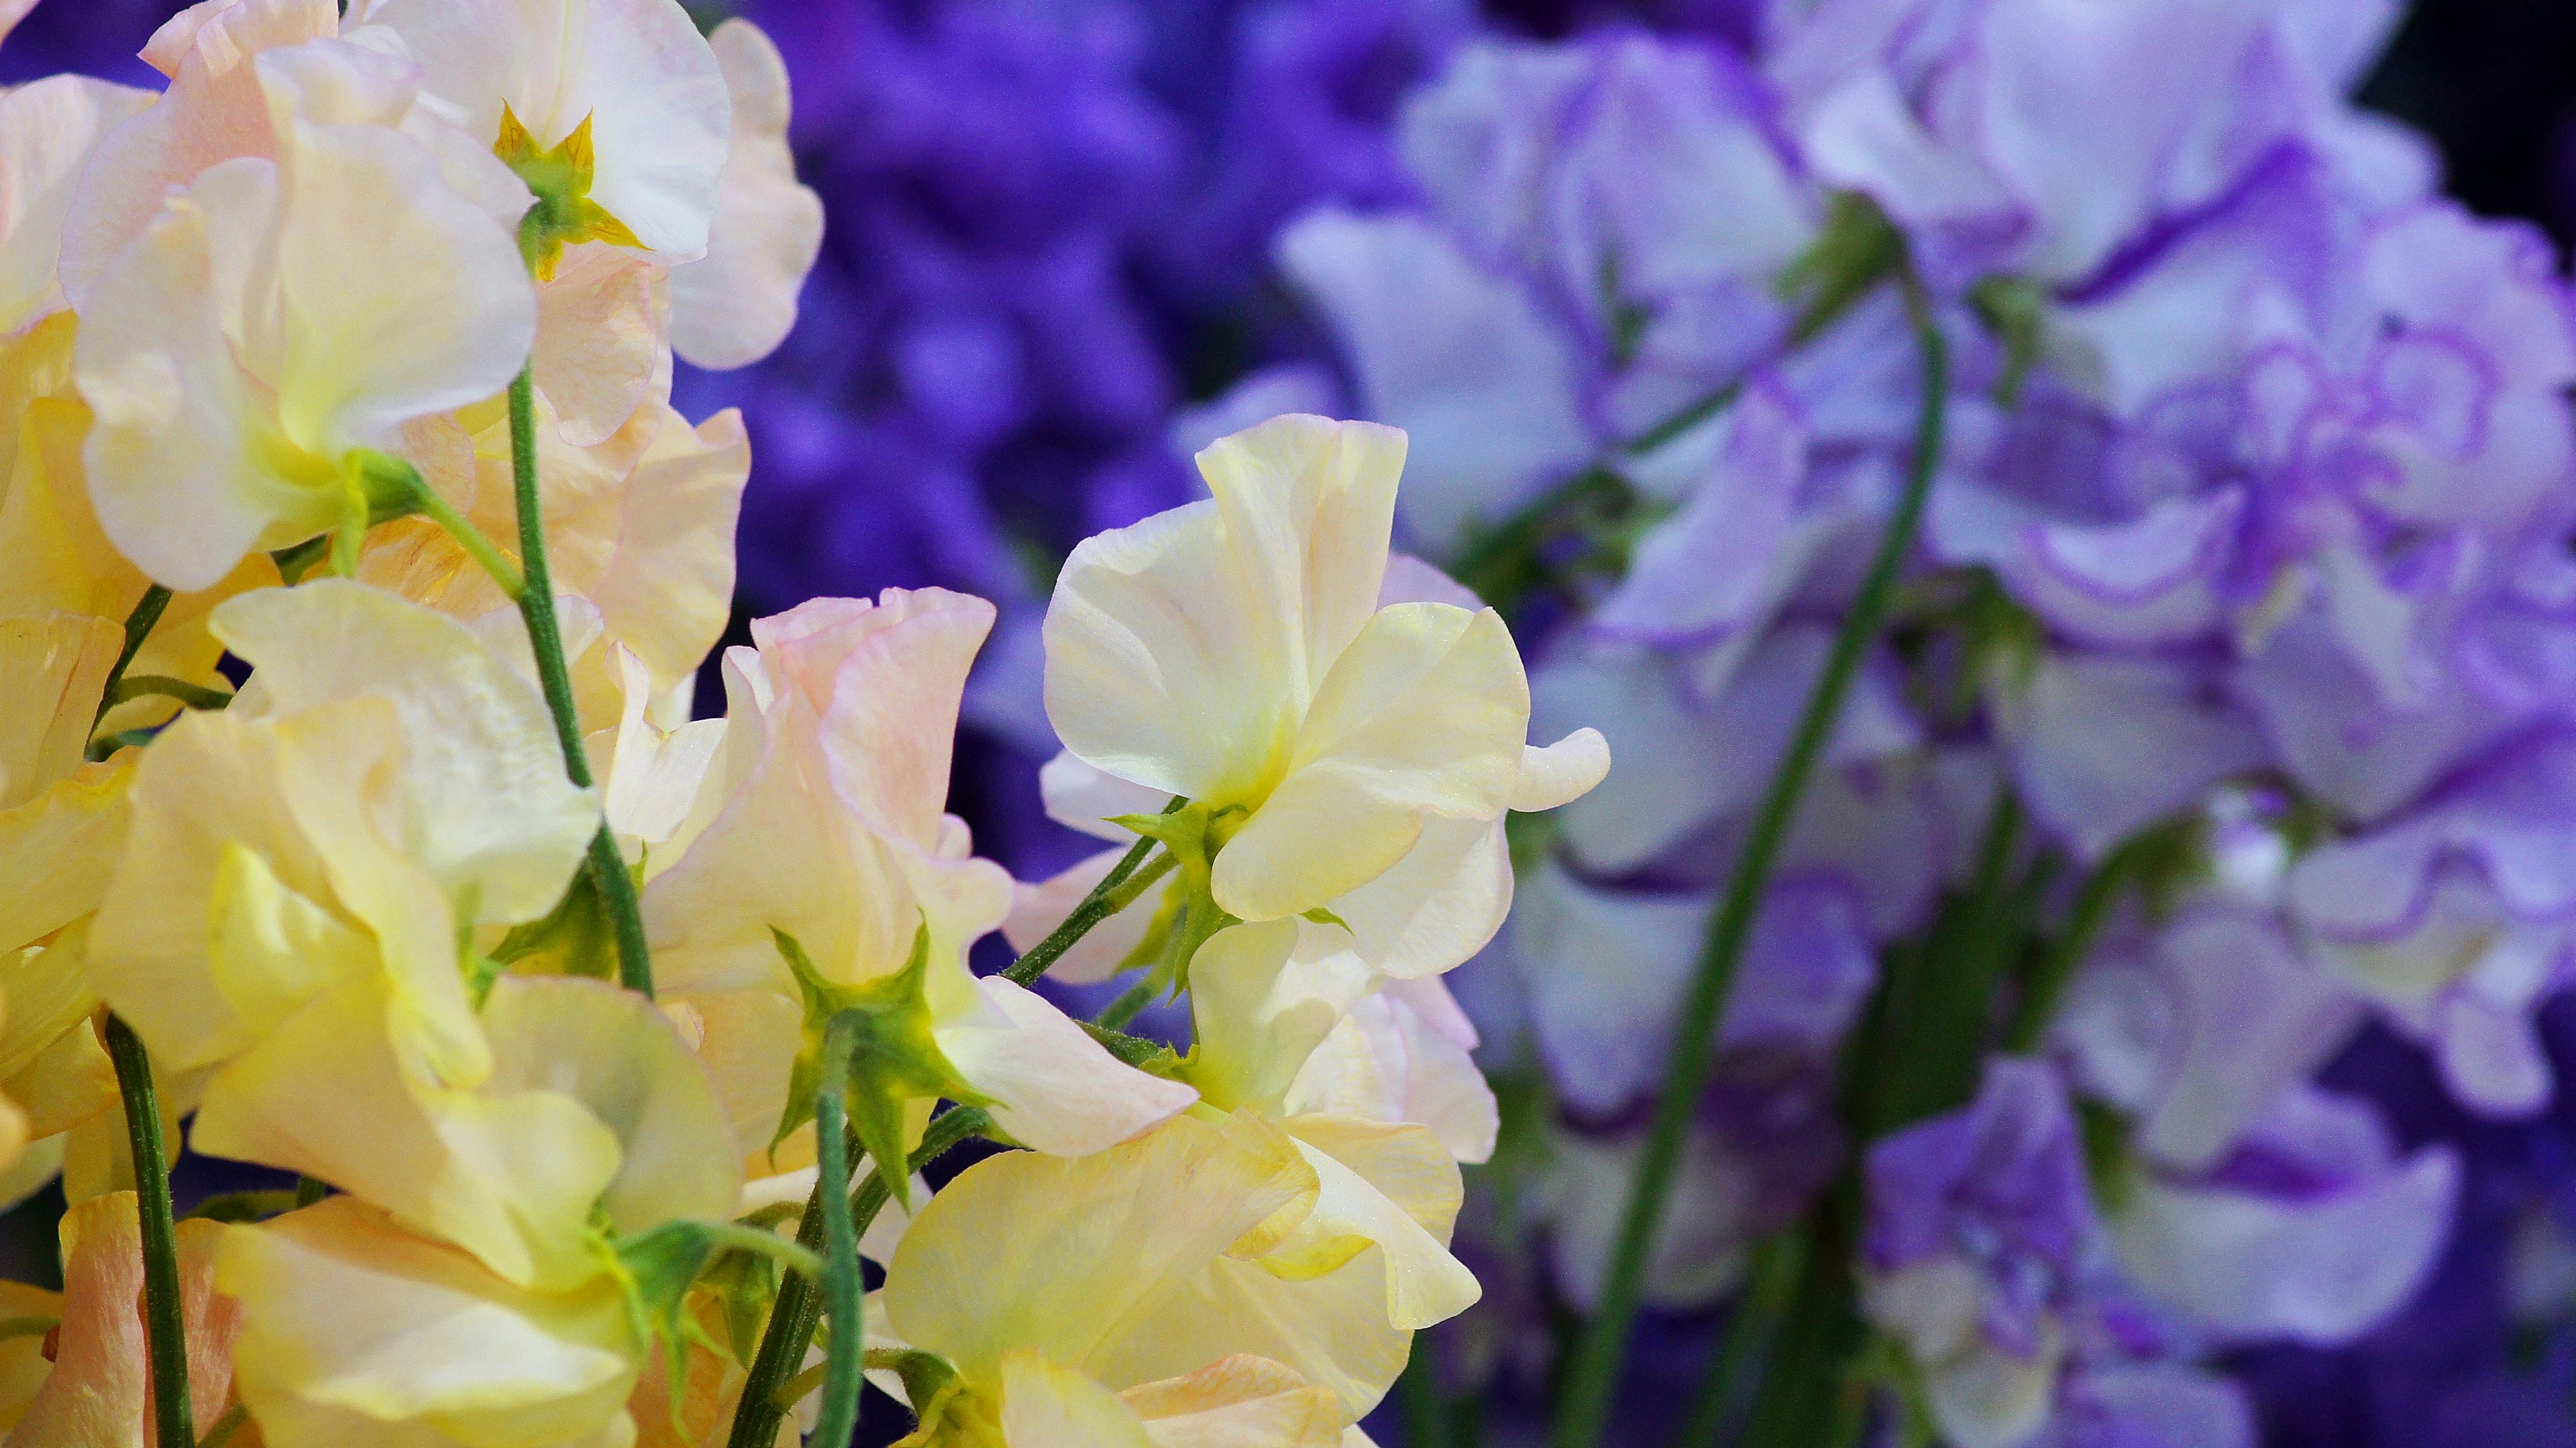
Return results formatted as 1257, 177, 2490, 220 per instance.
2288, 729, 2576, 1116
1863, 1058, 2098, 1447
1764, 0, 2428, 293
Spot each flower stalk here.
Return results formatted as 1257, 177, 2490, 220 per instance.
1548, 274, 1949, 1448
103, 1012, 194, 1448
505, 364, 656, 998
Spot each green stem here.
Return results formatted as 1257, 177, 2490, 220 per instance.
2004, 837, 2139, 1053
92, 584, 172, 731
1678, 1229, 1806, 1448
197, 1402, 250, 1448
1548, 280, 1948, 1448
808, 1026, 867, 1448
416, 487, 526, 599
109, 676, 233, 712
727, 1107, 994, 1448
103, 1014, 193, 1448
999, 842, 1176, 988
506, 364, 653, 998
1094, 974, 1161, 1031
1398, 1333, 1451, 1448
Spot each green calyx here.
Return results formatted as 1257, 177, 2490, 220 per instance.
497, 105, 645, 281
1969, 275, 2049, 407
1103, 803, 1244, 1001
608, 1215, 821, 1431
774, 925, 990, 1210
1779, 191, 1907, 346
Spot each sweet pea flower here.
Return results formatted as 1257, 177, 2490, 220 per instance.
642, 588, 1197, 1159
344, 0, 731, 272
0, 1191, 241, 1447
361, 387, 750, 729
878, 1110, 1407, 1435
89, 580, 598, 1091
1042, 413, 1606, 974
1862, 1059, 2096, 1448
72, 38, 535, 591
0, 68, 149, 337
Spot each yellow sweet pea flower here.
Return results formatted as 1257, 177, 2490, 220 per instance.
360, 389, 749, 733
72, 41, 535, 590
221, 1195, 641, 1448
217, 972, 749, 1447
1040, 415, 1605, 982
643, 590, 1195, 1162
877, 1110, 1440, 1439
89, 581, 597, 1090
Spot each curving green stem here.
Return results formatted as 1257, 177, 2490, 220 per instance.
103, 1013, 193, 1448
505, 366, 655, 998
1548, 279, 1950, 1448
725, 1106, 994, 1448
90, 584, 172, 738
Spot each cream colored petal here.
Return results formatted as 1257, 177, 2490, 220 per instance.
1282, 997, 1496, 1166
1038, 751, 1170, 843
1045, 499, 1294, 805
88, 709, 346, 1073
1185, 921, 1373, 1115
1511, 728, 1610, 813
1001, 847, 1159, 986
667, 19, 822, 370
268, 114, 535, 452
934, 977, 1196, 1155
1086, 1248, 1407, 1422
3, 1007, 117, 1143
574, 406, 746, 703
1320, 815, 1511, 980
535, 244, 671, 447
600, 644, 726, 858
1000, 1351, 1155, 1448
76, 158, 313, 590
0, 754, 129, 955
192, 972, 623, 1292
884, 1112, 1312, 1388
664, 986, 800, 1164
481, 975, 742, 1237
1212, 605, 1526, 922
1122, 1355, 1345, 1448
0, 75, 155, 333
752, 588, 995, 852
1195, 415, 1403, 707
216, 580, 598, 923
0, 611, 121, 811
218, 1197, 639, 1447
1258, 1121, 1475, 1331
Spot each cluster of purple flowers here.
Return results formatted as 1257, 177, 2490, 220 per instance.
1210, 1, 2576, 1443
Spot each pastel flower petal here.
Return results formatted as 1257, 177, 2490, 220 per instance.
934, 976, 1197, 1156
667, 19, 824, 370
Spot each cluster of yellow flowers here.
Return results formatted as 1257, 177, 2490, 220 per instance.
0, 1, 1607, 1445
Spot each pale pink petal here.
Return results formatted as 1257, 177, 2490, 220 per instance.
668, 19, 823, 370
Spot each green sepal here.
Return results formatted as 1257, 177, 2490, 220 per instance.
1102, 805, 1240, 998
347, 449, 433, 525
774, 925, 991, 1212
496, 107, 645, 280
1299, 906, 1350, 930
180, 1190, 300, 1225
1779, 191, 1907, 344
866, 1349, 966, 1444
270, 533, 331, 585
1969, 275, 2048, 407
610, 1218, 822, 1428
490, 864, 621, 984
